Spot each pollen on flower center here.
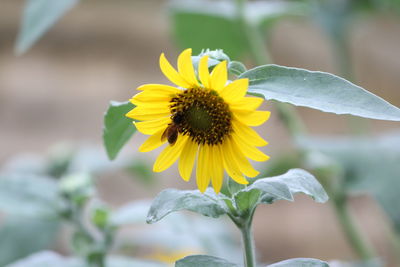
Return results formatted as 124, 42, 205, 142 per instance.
169, 87, 232, 145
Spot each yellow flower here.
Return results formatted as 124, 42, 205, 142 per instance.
149, 249, 200, 265
126, 49, 270, 193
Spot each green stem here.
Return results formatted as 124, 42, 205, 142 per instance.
331, 29, 370, 135
228, 209, 257, 267
382, 217, 400, 263
235, 0, 375, 262
333, 197, 375, 260
332, 33, 354, 82
233, 1, 302, 265
235, 0, 271, 65
241, 223, 256, 267
66, 200, 106, 267
235, 0, 305, 138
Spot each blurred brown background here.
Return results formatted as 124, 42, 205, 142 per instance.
1, 0, 400, 265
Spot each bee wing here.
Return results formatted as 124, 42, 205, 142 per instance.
168, 130, 178, 145
161, 126, 169, 142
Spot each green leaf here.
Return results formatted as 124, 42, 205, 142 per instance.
107, 256, 166, 267
71, 231, 92, 258
59, 172, 94, 207
0, 174, 60, 217
6, 251, 81, 267
267, 258, 329, 267
234, 189, 261, 216
175, 255, 239, 267
103, 101, 136, 160
169, 0, 248, 59
191, 55, 221, 71
235, 169, 328, 213
240, 65, 400, 121
0, 217, 59, 266
147, 189, 229, 224
228, 61, 247, 76
15, 0, 79, 54
169, 0, 307, 61
92, 206, 110, 229
227, 178, 246, 195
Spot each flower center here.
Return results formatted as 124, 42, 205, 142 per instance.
169, 87, 232, 145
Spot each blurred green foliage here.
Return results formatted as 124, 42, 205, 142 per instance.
8, 0, 400, 265
103, 101, 136, 160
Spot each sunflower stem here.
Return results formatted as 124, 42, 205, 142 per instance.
332, 194, 375, 260
229, 208, 257, 267
241, 222, 256, 267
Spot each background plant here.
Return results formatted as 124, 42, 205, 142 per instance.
0, 0, 399, 266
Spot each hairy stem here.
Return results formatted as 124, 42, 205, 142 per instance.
333, 197, 375, 260
241, 223, 256, 267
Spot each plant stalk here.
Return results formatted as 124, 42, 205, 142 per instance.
235, 0, 271, 65
235, 0, 376, 262
333, 197, 375, 260
241, 222, 256, 267
235, 0, 305, 138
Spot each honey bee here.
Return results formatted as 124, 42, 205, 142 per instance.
162, 113, 183, 146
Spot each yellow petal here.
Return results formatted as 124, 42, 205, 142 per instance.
134, 117, 170, 135
178, 139, 198, 181
131, 91, 173, 104
234, 110, 271, 126
127, 112, 170, 121
160, 53, 192, 88
210, 145, 224, 194
232, 120, 268, 146
229, 139, 259, 178
178, 48, 199, 87
139, 129, 167, 152
196, 145, 211, 192
199, 55, 210, 88
230, 97, 264, 111
137, 84, 181, 94
126, 106, 170, 121
130, 98, 171, 108
153, 135, 188, 172
220, 78, 248, 103
210, 61, 227, 92
221, 140, 248, 185
232, 133, 270, 162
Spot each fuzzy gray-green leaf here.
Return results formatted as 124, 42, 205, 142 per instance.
175, 255, 239, 267
0, 217, 59, 266
240, 65, 400, 121
0, 174, 60, 218
267, 258, 329, 267
228, 61, 247, 76
15, 0, 79, 54
240, 169, 328, 205
147, 189, 228, 224
103, 101, 136, 160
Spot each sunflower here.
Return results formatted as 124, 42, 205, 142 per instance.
126, 49, 270, 193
